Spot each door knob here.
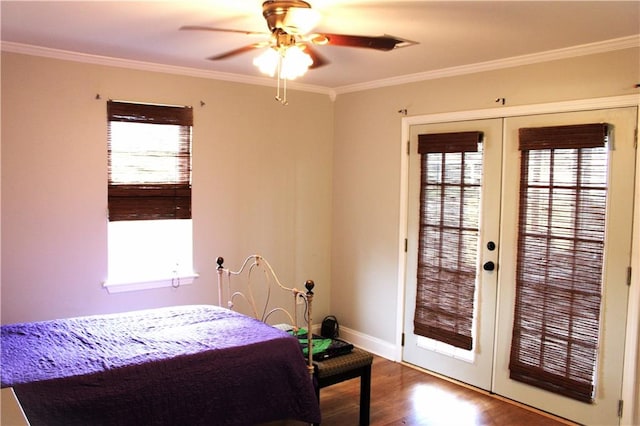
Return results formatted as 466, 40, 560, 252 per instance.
483, 261, 495, 271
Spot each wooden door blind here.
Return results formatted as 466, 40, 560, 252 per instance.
107, 101, 193, 221
510, 123, 608, 403
413, 131, 483, 350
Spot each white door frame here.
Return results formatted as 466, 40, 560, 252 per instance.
395, 94, 640, 423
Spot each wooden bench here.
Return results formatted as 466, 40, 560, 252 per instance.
313, 347, 374, 425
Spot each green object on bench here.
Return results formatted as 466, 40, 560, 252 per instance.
291, 328, 354, 360
290, 329, 332, 355
299, 338, 333, 356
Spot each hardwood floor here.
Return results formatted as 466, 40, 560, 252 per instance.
277, 355, 577, 426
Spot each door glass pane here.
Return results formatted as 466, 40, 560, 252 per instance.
414, 142, 483, 350
510, 144, 608, 403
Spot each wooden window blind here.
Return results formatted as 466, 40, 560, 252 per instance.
107, 100, 193, 221
413, 131, 483, 350
509, 123, 608, 403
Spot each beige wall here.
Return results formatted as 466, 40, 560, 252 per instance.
0, 52, 334, 324
331, 47, 639, 344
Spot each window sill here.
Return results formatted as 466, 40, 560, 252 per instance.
103, 273, 199, 294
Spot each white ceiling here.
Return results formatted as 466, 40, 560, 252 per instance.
1, 1, 639, 92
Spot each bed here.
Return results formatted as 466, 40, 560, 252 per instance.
1, 255, 320, 426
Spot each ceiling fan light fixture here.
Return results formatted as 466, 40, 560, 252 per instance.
253, 47, 280, 77
253, 44, 312, 80
280, 44, 313, 79
253, 42, 312, 105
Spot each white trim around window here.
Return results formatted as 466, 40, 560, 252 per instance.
103, 273, 199, 294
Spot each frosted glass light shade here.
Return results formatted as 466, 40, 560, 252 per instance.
253, 45, 312, 80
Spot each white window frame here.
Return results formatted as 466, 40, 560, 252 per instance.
103, 101, 198, 293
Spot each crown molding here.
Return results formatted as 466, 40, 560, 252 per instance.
0, 41, 332, 96
2, 35, 638, 99
333, 35, 640, 95
402, 94, 640, 127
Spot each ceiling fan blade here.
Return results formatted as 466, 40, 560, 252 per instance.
301, 44, 329, 69
311, 33, 415, 51
180, 25, 268, 36
207, 43, 268, 61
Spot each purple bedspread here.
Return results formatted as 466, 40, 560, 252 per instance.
1, 305, 321, 425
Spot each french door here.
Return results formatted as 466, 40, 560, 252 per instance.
403, 107, 637, 425
403, 118, 503, 391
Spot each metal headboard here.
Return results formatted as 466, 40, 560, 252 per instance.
216, 255, 315, 374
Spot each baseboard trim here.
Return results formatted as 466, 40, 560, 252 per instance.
338, 326, 397, 360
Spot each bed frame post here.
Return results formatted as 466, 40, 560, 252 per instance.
216, 256, 225, 307
305, 279, 315, 375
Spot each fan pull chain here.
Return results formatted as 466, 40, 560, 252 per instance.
274, 55, 289, 106
282, 77, 288, 105
276, 57, 282, 103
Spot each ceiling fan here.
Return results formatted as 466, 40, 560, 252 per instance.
180, 0, 416, 70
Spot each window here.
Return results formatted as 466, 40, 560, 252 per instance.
104, 100, 197, 292
509, 123, 608, 403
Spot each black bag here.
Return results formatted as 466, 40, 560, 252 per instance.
313, 336, 354, 360
321, 315, 339, 338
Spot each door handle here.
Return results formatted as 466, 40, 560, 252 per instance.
483, 261, 496, 271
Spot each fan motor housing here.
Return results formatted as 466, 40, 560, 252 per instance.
262, 0, 312, 32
